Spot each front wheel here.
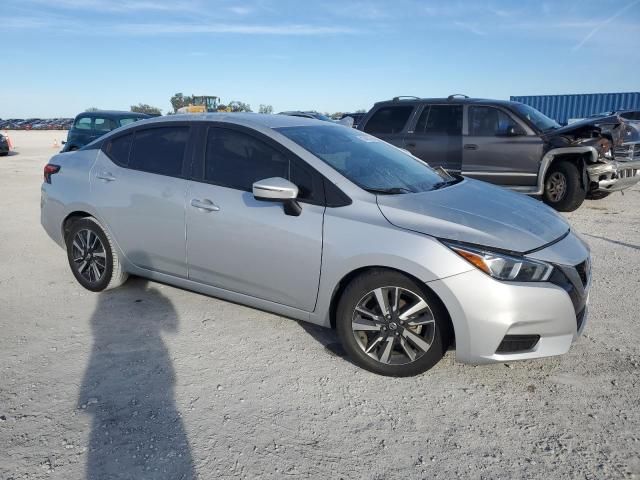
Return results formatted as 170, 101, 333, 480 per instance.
336, 270, 452, 377
543, 161, 586, 212
65, 217, 128, 292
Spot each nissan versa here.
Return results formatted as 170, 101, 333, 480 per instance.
40, 114, 591, 376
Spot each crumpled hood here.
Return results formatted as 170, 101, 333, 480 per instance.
377, 179, 569, 253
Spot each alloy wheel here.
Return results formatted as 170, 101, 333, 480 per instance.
351, 286, 436, 365
546, 172, 567, 202
71, 229, 107, 283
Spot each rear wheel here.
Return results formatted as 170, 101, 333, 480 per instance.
65, 217, 128, 292
336, 270, 451, 377
543, 161, 585, 212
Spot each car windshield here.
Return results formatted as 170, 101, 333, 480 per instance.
511, 103, 560, 132
276, 125, 452, 193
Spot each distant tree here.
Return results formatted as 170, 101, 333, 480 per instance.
85, 107, 99, 112
355, 109, 367, 113
228, 101, 252, 112
258, 104, 274, 114
330, 112, 344, 120
131, 103, 162, 116
170, 93, 193, 113
217, 104, 228, 112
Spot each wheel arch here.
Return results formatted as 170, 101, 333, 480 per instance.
537, 146, 596, 194
327, 266, 455, 345
62, 210, 95, 242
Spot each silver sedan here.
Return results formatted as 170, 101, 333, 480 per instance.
41, 113, 590, 376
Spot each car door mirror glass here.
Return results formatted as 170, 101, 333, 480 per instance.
252, 177, 299, 201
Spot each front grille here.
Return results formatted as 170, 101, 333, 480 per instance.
496, 335, 540, 354
614, 143, 640, 161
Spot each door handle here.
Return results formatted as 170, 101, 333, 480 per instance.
96, 171, 116, 181
191, 198, 220, 212
464, 144, 478, 150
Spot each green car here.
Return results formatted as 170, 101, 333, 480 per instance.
62, 111, 149, 152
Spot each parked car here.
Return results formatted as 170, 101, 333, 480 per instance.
0, 133, 9, 156
340, 112, 366, 128
41, 114, 591, 376
279, 111, 354, 127
62, 111, 149, 152
358, 96, 640, 211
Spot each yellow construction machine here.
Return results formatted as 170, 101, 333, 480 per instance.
177, 95, 220, 114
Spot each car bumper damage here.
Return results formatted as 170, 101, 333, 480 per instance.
587, 146, 640, 192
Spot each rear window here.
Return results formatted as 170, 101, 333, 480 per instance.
74, 117, 92, 130
363, 106, 414, 134
119, 117, 143, 127
94, 117, 118, 132
103, 133, 133, 166
129, 127, 189, 177
414, 105, 463, 135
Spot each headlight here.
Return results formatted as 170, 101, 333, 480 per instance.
442, 241, 553, 282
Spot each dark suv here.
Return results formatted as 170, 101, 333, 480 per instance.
358, 96, 640, 211
62, 111, 149, 152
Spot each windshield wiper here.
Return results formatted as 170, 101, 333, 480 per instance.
431, 178, 461, 190
364, 187, 412, 195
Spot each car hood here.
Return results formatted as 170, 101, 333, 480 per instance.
376, 179, 569, 253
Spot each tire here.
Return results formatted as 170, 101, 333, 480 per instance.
542, 161, 586, 212
336, 269, 452, 377
65, 217, 128, 292
586, 191, 611, 200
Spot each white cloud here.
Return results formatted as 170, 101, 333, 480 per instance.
115, 22, 359, 35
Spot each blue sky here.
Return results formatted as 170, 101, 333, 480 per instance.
2, 0, 640, 118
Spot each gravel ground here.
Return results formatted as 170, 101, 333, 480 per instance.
1, 130, 639, 480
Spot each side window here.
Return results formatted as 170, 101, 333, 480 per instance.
469, 106, 519, 136
119, 117, 141, 127
204, 128, 321, 202
74, 117, 92, 130
94, 117, 117, 133
205, 128, 288, 191
363, 106, 414, 134
129, 126, 189, 177
414, 105, 463, 135
103, 133, 133, 166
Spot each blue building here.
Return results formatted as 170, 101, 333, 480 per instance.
510, 92, 640, 125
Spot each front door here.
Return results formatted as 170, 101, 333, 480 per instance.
91, 125, 192, 277
462, 105, 543, 186
186, 125, 324, 312
403, 104, 463, 172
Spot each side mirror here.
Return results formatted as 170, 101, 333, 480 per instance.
252, 177, 302, 216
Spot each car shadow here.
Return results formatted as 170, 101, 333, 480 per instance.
297, 320, 350, 360
78, 276, 196, 480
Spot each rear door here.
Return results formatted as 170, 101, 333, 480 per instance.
362, 104, 416, 148
91, 124, 193, 277
403, 104, 464, 172
185, 124, 325, 311
463, 105, 542, 186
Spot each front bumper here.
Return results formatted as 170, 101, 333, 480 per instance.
587, 159, 640, 192
429, 233, 590, 364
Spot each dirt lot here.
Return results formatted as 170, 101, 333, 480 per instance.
1, 130, 639, 479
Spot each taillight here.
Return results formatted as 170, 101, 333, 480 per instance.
44, 164, 60, 184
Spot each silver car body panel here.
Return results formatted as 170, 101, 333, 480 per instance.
41, 113, 591, 365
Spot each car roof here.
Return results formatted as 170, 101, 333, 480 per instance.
76, 110, 149, 119
129, 112, 328, 129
